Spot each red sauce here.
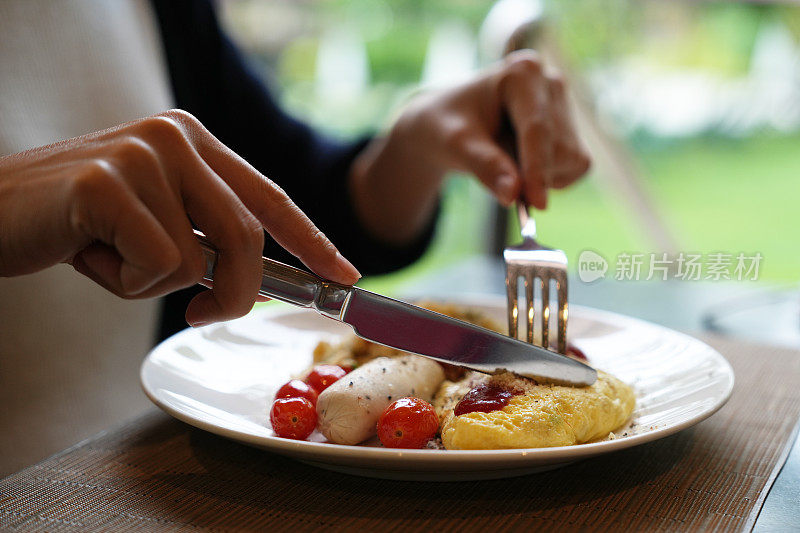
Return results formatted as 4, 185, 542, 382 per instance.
454, 384, 515, 416
567, 344, 588, 361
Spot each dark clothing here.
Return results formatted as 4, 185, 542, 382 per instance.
149, 0, 437, 340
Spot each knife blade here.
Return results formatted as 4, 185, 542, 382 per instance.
195, 231, 597, 386
341, 289, 596, 385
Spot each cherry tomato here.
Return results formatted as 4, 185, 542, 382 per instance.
270, 397, 316, 440
275, 379, 318, 406
377, 397, 439, 449
305, 365, 347, 393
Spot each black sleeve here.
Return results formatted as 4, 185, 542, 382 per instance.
149, 0, 438, 339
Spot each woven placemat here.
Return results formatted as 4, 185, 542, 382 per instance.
1, 335, 799, 532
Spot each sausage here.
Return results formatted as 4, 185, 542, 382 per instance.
316, 355, 445, 445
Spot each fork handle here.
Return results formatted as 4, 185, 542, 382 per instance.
516, 201, 537, 240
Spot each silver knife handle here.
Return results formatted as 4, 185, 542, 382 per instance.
194, 230, 352, 320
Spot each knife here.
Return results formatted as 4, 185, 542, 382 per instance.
194, 231, 597, 386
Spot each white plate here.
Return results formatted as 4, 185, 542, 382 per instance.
140, 297, 734, 481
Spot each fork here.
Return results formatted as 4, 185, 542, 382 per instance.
503, 202, 569, 354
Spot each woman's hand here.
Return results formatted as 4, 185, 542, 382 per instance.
0, 109, 360, 326
350, 50, 590, 245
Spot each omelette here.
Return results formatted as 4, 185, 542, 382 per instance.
434, 370, 635, 450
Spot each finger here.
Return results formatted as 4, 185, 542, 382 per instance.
195, 279, 269, 304
546, 76, 591, 187
69, 161, 181, 295
158, 110, 361, 285
455, 133, 521, 206
71, 243, 124, 294
176, 155, 263, 325
84, 136, 207, 299
498, 55, 554, 209
550, 142, 591, 188
260, 204, 361, 286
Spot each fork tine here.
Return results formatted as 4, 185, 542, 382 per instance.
540, 277, 550, 349
525, 271, 534, 344
505, 265, 519, 339
556, 272, 568, 354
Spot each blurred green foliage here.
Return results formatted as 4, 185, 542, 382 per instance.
530, 132, 800, 282
549, 1, 770, 74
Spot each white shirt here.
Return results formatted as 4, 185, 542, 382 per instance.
0, 0, 174, 474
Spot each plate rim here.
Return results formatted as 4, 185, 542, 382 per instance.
140, 300, 734, 466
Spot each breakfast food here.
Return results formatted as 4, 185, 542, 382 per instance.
275, 379, 318, 406
377, 397, 439, 449
316, 355, 445, 445
270, 397, 317, 440
306, 365, 348, 393
268, 303, 635, 450
434, 370, 635, 449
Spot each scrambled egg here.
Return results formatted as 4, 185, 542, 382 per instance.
436, 371, 635, 450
